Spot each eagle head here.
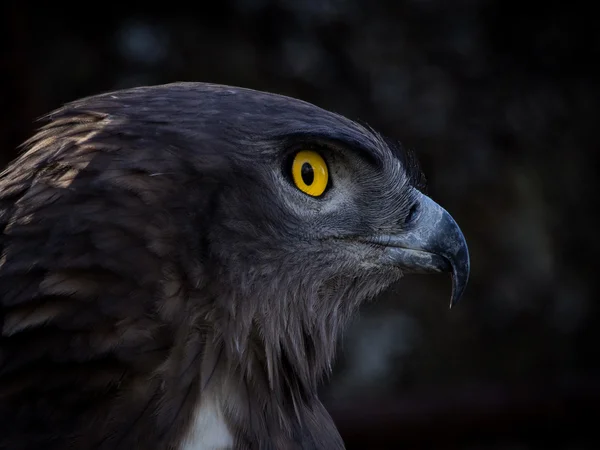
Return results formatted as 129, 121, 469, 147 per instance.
0, 83, 469, 449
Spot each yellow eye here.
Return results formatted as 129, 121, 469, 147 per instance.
291, 150, 329, 197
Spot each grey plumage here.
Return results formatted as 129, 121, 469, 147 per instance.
0, 82, 469, 449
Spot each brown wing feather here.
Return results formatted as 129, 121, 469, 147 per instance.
0, 111, 206, 449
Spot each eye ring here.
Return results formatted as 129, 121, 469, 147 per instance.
291, 150, 329, 197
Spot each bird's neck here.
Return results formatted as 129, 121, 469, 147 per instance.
183, 334, 345, 449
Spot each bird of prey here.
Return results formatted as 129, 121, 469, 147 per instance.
0, 82, 469, 450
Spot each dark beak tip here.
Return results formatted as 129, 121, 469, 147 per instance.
449, 289, 462, 309
448, 249, 470, 309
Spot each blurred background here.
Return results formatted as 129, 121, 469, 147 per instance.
2, 1, 598, 448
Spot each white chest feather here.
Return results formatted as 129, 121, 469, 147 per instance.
179, 396, 234, 450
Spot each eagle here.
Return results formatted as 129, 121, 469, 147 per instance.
0, 82, 469, 450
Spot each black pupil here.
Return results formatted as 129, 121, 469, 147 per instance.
301, 162, 314, 185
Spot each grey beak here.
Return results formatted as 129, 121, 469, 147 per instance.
370, 191, 470, 307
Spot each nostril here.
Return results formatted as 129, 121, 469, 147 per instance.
405, 203, 419, 225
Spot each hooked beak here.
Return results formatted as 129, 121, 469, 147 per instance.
367, 191, 470, 307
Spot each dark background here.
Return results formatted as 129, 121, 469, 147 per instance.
2, 1, 598, 448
